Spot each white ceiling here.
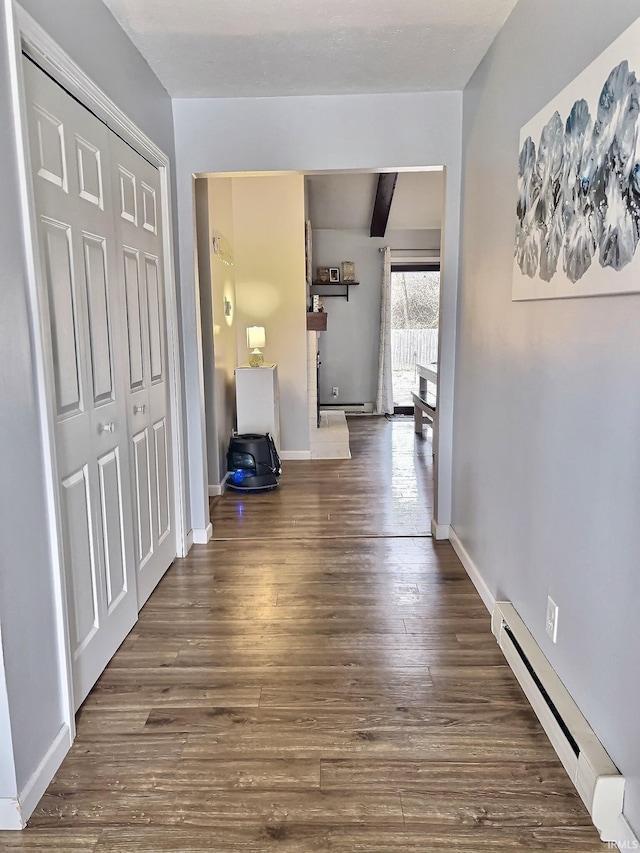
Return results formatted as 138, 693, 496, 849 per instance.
102, 0, 519, 98
306, 170, 444, 232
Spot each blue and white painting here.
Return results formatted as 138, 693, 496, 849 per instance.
513, 17, 640, 300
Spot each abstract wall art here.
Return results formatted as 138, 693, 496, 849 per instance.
513, 17, 640, 300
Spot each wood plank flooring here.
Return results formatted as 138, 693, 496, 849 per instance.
2, 418, 604, 850
210, 416, 434, 539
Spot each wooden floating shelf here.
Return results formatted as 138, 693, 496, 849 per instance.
307, 312, 327, 331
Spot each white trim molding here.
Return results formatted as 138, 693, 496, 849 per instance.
18, 725, 72, 826
16, 4, 165, 164
6, 0, 76, 747
192, 523, 213, 545
208, 472, 229, 496
0, 617, 20, 829
0, 724, 71, 830
617, 814, 640, 851
0, 797, 22, 831
430, 519, 451, 540
449, 526, 496, 613
185, 529, 194, 553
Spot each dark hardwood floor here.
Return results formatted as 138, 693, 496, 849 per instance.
1, 418, 604, 851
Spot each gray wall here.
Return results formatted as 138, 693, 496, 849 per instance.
312, 228, 440, 405
194, 179, 220, 485
0, 0, 175, 795
173, 90, 463, 531
455, 0, 640, 836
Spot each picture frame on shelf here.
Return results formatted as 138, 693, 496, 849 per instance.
317, 267, 330, 283
342, 261, 356, 282
329, 268, 340, 282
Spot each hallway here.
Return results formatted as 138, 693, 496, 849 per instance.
4, 419, 602, 851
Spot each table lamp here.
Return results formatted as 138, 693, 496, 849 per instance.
246, 326, 266, 367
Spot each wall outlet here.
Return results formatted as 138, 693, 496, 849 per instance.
546, 596, 559, 643
332, 386, 339, 397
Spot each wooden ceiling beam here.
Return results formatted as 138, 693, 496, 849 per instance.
369, 172, 398, 238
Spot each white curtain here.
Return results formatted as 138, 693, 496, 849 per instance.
376, 246, 393, 415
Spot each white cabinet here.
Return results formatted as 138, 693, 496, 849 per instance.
235, 363, 281, 450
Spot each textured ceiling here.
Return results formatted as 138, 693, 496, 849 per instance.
102, 0, 519, 98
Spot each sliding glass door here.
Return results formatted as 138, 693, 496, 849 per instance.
390, 264, 440, 412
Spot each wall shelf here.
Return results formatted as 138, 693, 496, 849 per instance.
307, 312, 327, 331
310, 281, 359, 301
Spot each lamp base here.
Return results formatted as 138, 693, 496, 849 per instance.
249, 349, 264, 367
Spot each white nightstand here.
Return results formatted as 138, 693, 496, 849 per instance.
235, 363, 281, 451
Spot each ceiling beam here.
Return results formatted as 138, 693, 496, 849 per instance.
369, 172, 398, 238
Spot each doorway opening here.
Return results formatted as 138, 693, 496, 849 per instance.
196, 166, 452, 537
390, 262, 440, 415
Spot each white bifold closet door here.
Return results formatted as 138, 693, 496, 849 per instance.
23, 59, 175, 710
109, 134, 175, 608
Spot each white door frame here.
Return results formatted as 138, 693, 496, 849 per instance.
6, 1, 188, 738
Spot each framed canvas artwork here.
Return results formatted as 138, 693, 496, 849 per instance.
513, 17, 640, 300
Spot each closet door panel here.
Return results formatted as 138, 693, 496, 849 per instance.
97, 448, 128, 611
82, 234, 114, 406
132, 429, 153, 569
110, 133, 175, 607
61, 466, 98, 654
24, 59, 138, 710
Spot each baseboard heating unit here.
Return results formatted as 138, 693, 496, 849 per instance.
491, 602, 624, 842
320, 403, 374, 414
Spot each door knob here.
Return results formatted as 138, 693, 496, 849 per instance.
134, 404, 146, 414
100, 422, 115, 433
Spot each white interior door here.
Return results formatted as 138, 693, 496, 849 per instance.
110, 136, 175, 607
24, 60, 138, 709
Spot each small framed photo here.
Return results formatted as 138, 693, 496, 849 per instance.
342, 261, 356, 282
329, 268, 340, 282
316, 267, 330, 283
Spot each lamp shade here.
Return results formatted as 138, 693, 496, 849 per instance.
246, 326, 266, 349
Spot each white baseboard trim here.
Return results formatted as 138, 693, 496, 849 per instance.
430, 519, 451, 540
617, 814, 640, 850
0, 797, 22, 831
208, 473, 230, 497
280, 450, 312, 460
192, 523, 213, 544
19, 724, 71, 825
449, 526, 496, 614
0, 724, 72, 830
185, 528, 194, 553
